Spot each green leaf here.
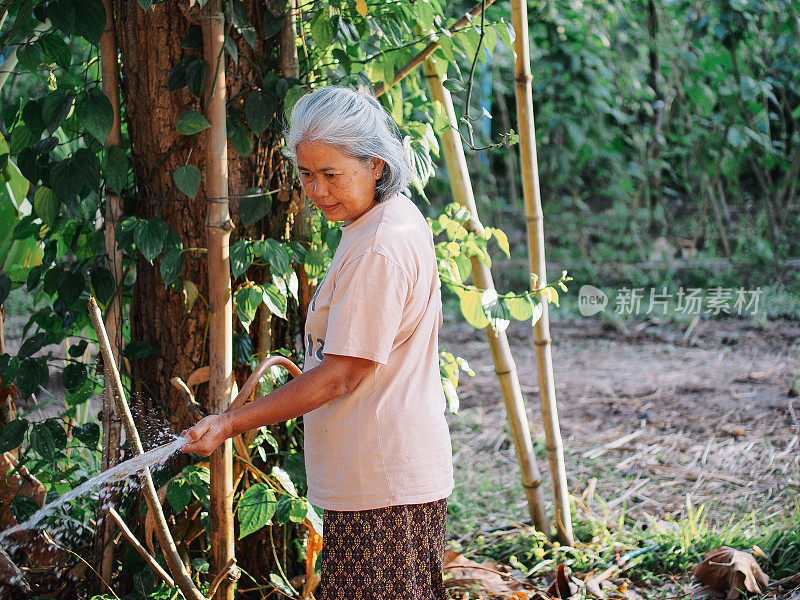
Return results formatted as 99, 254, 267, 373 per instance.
68, 340, 89, 358
168, 60, 187, 91
245, 91, 272, 136
239, 188, 272, 227
40, 34, 71, 69
263, 239, 292, 276
235, 286, 262, 326
72, 147, 101, 193
102, 146, 129, 194
505, 295, 534, 321
73, 422, 100, 448
42, 88, 74, 133
0, 273, 10, 305
310, 11, 334, 48
176, 110, 211, 135
9, 124, 32, 154
481, 290, 510, 333
134, 218, 170, 263
0, 419, 28, 453
91, 266, 115, 304
283, 85, 306, 117
237, 483, 276, 538
270, 465, 296, 495
76, 88, 113, 142
262, 13, 284, 39
262, 283, 287, 320
185, 56, 206, 98
229, 241, 253, 279
16, 357, 49, 399
18, 332, 48, 357
488, 227, 510, 258
66, 379, 93, 406
48, 0, 76, 34
269, 572, 296, 596
63, 362, 87, 393
160, 248, 184, 288
167, 478, 192, 513
16, 43, 41, 72
232, 331, 254, 364
72, 0, 106, 44
30, 422, 58, 460
180, 25, 203, 48
33, 186, 59, 226
458, 288, 489, 329
173, 165, 201, 199
275, 494, 306, 524
123, 340, 157, 359
228, 121, 253, 157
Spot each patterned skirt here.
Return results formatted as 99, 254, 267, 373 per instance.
318, 498, 448, 600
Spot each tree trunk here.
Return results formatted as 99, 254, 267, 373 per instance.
112, 0, 298, 594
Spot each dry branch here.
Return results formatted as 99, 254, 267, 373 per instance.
88, 298, 205, 600
375, 0, 497, 97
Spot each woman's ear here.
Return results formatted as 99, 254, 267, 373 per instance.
371, 158, 386, 179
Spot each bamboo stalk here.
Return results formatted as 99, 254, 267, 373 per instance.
202, 5, 236, 599
88, 298, 205, 600
98, 0, 124, 584
107, 507, 175, 588
375, 0, 497, 97
510, 0, 573, 545
424, 61, 547, 535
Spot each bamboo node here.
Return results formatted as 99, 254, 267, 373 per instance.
534, 338, 552, 346
523, 480, 543, 489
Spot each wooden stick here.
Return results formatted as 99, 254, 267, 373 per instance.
423, 61, 548, 535
375, 0, 498, 97
98, 0, 124, 584
201, 4, 236, 599
88, 298, 205, 600
510, 0, 573, 545
107, 507, 175, 588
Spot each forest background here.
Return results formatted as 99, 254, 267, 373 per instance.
0, 0, 798, 598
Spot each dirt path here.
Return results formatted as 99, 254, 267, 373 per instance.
442, 316, 800, 534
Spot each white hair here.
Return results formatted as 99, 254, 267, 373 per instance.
284, 86, 411, 202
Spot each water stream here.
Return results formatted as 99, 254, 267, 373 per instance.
0, 436, 187, 545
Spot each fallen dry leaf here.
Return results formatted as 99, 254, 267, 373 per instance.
692, 546, 769, 599
547, 564, 578, 598
443, 549, 535, 598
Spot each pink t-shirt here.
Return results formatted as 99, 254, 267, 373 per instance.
302, 193, 454, 511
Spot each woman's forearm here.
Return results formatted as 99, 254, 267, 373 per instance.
221, 354, 372, 439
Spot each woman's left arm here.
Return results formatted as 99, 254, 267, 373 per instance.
181, 353, 374, 457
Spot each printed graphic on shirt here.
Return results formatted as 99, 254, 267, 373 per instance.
307, 333, 325, 362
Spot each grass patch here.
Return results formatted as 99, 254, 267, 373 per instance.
450, 495, 800, 589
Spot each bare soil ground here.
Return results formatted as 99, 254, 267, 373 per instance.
442, 316, 800, 537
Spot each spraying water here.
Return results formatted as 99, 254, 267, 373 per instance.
0, 436, 187, 545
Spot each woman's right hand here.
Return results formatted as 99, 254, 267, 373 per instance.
180, 414, 232, 457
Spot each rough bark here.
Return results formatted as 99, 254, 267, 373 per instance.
112, 0, 297, 593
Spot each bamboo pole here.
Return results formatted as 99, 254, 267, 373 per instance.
510, 0, 573, 545
202, 4, 236, 599
98, 0, 124, 583
424, 61, 548, 535
374, 0, 497, 98
88, 298, 206, 600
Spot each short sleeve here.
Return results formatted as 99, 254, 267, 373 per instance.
323, 252, 411, 365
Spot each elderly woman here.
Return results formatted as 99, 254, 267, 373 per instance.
182, 86, 454, 599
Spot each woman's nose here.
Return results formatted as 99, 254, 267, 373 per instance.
312, 177, 330, 197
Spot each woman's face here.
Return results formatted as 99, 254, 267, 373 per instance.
296, 140, 385, 223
